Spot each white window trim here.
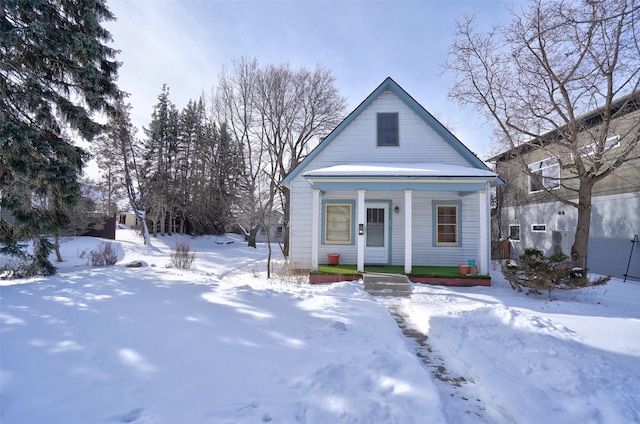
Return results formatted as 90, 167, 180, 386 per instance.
576, 134, 621, 158
532, 224, 546, 232
528, 158, 560, 193
432, 201, 462, 247
509, 224, 521, 241
436, 205, 458, 246
323, 202, 353, 245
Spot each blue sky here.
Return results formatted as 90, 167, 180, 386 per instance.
105, 0, 521, 159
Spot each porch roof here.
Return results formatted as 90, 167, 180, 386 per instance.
302, 163, 498, 192
303, 163, 498, 178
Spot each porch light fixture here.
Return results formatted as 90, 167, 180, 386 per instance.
394, 206, 400, 213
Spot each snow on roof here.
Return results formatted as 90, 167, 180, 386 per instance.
303, 163, 498, 178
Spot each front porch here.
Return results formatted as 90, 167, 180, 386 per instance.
309, 264, 491, 287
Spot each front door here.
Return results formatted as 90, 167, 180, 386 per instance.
365, 202, 389, 264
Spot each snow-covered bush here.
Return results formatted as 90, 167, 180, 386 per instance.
501, 248, 609, 298
88, 242, 118, 266
169, 240, 195, 269
0, 257, 29, 279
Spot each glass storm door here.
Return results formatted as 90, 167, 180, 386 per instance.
365, 203, 389, 264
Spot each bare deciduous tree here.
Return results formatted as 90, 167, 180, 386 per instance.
214, 57, 347, 274
445, 0, 640, 269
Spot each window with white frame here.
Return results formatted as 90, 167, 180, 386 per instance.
324, 203, 352, 244
577, 134, 620, 158
532, 224, 546, 232
528, 158, 560, 193
432, 201, 461, 247
509, 224, 520, 241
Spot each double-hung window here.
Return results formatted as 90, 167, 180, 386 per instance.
528, 158, 559, 193
509, 225, 520, 241
323, 202, 353, 244
432, 201, 461, 247
377, 113, 398, 146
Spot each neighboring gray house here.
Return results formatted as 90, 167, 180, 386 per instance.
255, 210, 285, 244
490, 92, 640, 280
282, 77, 501, 275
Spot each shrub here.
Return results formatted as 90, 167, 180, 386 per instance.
275, 263, 308, 285
88, 242, 118, 266
502, 248, 609, 298
0, 258, 28, 279
169, 240, 195, 269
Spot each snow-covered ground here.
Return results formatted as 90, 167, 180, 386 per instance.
1, 228, 639, 423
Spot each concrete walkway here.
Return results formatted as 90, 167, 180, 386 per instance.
363, 273, 411, 297
386, 305, 490, 423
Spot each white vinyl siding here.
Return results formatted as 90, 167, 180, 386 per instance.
286, 88, 490, 269
288, 185, 484, 269
307, 90, 470, 170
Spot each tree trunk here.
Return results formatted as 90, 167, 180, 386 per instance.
135, 209, 152, 246
571, 182, 593, 270
150, 213, 158, 237
54, 234, 63, 262
160, 206, 166, 236
266, 225, 272, 279
247, 226, 259, 248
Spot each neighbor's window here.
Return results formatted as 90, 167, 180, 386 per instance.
324, 203, 352, 244
532, 224, 546, 232
577, 134, 621, 158
528, 158, 560, 193
377, 113, 398, 146
509, 225, 520, 241
433, 203, 460, 246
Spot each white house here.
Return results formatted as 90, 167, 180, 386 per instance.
282, 77, 502, 275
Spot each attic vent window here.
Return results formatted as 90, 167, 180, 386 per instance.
377, 113, 398, 146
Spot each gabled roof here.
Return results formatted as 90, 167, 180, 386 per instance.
282, 77, 496, 187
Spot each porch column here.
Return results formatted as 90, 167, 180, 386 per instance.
311, 189, 320, 271
357, 189, 365, 272
478, 186, 489, 274
404, 190, 413, 274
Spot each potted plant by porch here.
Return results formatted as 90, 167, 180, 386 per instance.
327, 254, 340, 265
458, 264, 470, 275
467, 259, 477, 275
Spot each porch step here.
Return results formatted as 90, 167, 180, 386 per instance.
363, 273, 411, 297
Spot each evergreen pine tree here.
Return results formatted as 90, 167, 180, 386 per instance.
142, 85, 179, 236
1, 0, 120, 275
